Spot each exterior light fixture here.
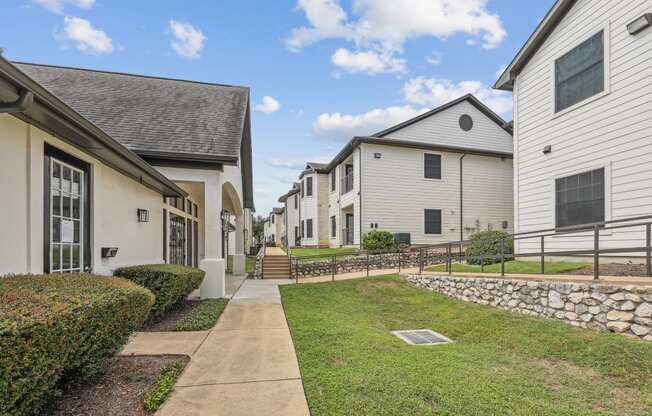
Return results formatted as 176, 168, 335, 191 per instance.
627, 13, 652, 35
543, 145, 552, 154
137, 208, 150, 222
374, 152, 382, 159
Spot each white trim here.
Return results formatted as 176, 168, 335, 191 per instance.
550, 21, 611, 120
421, 151, 443, 182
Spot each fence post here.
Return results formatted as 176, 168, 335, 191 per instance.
295, 258, 299, 284
500, 237, 505, 277
366, 251, 370, 277
480, 258, 484, 273
540, 235, 545, 275
447, 244, 452, 275
593, 224, 600, 280
398, 250, 402, 272
419, 248, 423, 273
331, 255, 335, 281
647, 223, 651, 277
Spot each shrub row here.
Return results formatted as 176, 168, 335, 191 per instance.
114, 264, 205, 320
465, 230, 514, 265
0, 274, 154, 416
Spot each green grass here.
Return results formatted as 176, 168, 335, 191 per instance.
288, 247, 359, 263
426, 260, 591, 275
143, 360, 186, 413
226, 255, 256, 274
280, 275, 652, 416
174, 299, 228, 331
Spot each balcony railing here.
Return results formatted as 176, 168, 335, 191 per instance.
340, 173, 354, 195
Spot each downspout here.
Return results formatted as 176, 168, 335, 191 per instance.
359, 146, 363, 249
0, 90, 33, 113
459, 154, 466, 243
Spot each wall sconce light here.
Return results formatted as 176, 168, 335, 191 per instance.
627, 13, 652, 35
543, 145, 552, 154
137, 208, 150, 222
374, 153, 382, 159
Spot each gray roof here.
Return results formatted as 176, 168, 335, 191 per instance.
14, 62, 249, 160
278, 182, 300, 202
272, 207, 285, 214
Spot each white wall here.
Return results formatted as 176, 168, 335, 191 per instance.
361, 143, 513, 245
299, 172, 329, 246
285, 193, 301, 247
0, 114, 165, 276
513, 0, 652, 254
382, 99, 513, 154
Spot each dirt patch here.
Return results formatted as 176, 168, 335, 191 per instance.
41, 355, 189, 416
141, 301, 201, 332
567, 262, 650, 277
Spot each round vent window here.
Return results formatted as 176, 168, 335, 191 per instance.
459, 114, 473, 131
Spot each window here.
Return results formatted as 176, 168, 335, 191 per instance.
294, 194, 298, 209
306, 219, 313, 238
271, 215, 275, 224
555, 168, 605, 228
301, 180, 305, 198
424, 209, 442, 235
555, 30, 604, 113
330, 170, 336, 192
424, 154, 441, 179
331, 216, 336, 238
306, 177, 313, 197
301, 220, 305, 238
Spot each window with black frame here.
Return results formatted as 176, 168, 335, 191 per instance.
306, 219, 313, 238
424, 209, 442, 235
555, 30, 604, 113
424, 153, 441, 179
555, 168, 605, 228
306, 177, 313, 197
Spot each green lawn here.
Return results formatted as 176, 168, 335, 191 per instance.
280, 275, 652, 416
287, 247, 359, 258
426, 260, 591, 275
226, 255, 256, 274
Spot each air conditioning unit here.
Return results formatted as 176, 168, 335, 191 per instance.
394, 233, 411, 246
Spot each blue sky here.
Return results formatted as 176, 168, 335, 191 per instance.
1, 0, 554, 215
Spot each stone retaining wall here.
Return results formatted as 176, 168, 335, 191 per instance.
406, 274, 652, 341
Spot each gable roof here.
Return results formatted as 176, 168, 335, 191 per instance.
272, 207, 285, 215
494, 0, 575, 91
0, 57, 186, 198
299, 161, 329, 179
374, 94, 511, 137
14, 62, 250, 162
278, 182, 300, 202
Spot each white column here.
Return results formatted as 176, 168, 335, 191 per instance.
232, 214, 246, 275
199, 172, 225, 298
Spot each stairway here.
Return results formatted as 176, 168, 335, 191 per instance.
262, 251, 291, 279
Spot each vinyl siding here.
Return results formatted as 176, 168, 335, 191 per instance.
285, 194, 300, 247
381, 100, 513, 154
361, 143, 513, 245
513, 0, 652, 255
299, 172, 329, 246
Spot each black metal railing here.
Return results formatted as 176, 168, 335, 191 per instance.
288, 214, 652, 282
340, 173, 354, 195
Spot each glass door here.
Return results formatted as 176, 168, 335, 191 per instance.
50, 159, 84, 273
169, 213, 186, 265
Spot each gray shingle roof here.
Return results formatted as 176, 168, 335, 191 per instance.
14, 62, 249, 159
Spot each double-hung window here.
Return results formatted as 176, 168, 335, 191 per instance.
306, 219, 313, 238
306, 177, 313, 197
330, 170, 336, 192
424, 209, 442, 235
424, 154, 441, 179
555, 168, 605, 228
330, 216, 336, 238
555, 30, 604, 113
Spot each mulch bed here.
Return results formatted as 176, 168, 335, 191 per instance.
141, 300, 201, 332
567, 262, 652, 277
41, 355, 189, 416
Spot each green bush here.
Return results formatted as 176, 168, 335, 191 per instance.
465, 230, 514, 265
143, 360, 186, 413
362, 230, 395, 251
114, 264, 205, 320
0, 273, 154, 416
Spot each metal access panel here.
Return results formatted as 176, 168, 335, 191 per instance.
391, 329, 453, 346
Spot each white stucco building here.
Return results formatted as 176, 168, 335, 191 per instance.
494, 0, 652, 257
0, 58, 254, 297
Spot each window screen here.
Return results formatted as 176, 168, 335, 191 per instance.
555, 31, 604, 112
555, 168, 605, 228
424, 209, 442, 235
306, 177, 313, 196
306, 219, 313, 238
424, 154, 441, 179
330, 170, 336, 191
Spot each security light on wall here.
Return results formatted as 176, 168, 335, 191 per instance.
627, 13, 652, 35
137, 208, 150, 222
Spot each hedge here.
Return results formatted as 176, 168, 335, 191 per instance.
0, 273, 154, 416
465, 230, 514, 265
113, 264, 205, 319
362, 230, 395, 251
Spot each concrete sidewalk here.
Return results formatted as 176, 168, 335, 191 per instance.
158, 279, 310, 416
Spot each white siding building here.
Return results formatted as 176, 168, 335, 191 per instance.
495, 0, 652, 257
298, 163, 330, 247
278, 183, 301, 247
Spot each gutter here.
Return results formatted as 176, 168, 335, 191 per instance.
0, 89, 32, 113
460, 154, 466, 242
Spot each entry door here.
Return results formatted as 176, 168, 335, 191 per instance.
49, 158, 85, 273
345, 214, 354, 245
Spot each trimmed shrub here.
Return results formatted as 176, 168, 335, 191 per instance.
114, 264, 205, 319
465, 230, 514, 265
0, 273, 154, 416
362, 230, 395, 251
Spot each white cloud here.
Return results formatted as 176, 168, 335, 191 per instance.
267, 159, 306, 170
313, 105, 429, 141
331, 48, 405, 74
403, 76, 512, 115
34, 0, 94, 14
254, 96, 281, 114
169, 20, 206, 59
60, 16, 114, 55
287, 0, 507, 55
426, 51, 442, 65
495, 64, 508, 79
